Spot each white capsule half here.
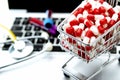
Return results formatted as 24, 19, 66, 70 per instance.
90, 25, 99, 35
112, 13, 118, 21
77, 14, 83, 20
79, 23, 85, 30
73, 25, 80, 30
83, 36, 90, 45
95, 15, 104, 20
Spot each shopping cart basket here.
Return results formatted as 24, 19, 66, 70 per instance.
57, 0, 120, 79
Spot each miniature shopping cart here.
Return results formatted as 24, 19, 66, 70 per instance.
57, 0, 120, 79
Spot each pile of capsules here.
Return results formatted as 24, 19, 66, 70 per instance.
61, 0, 120, 61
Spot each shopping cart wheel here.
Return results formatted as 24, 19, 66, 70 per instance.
63, 72, 70, 78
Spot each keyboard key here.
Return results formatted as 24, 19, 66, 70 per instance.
22, 18, 29, 25
25, 25, 32, 31
52, 46, 65, 52
15, 17, 22, 20
36, 38, 48, 44
56, 39, 60, 44
11, 26, 23, 31
13, 18, 22, 25
33, 44, 43, 51
2, 43, 12, 50
58, 21, 62, 25
28, 38, 36, 44
34, 32, 42, 36
34, 26, 41, 31
25, 32, 32, 36
52, 18, 59, 24
109, 46, 116, 54
49, 38, 54, 44
61, 18, 65, 21
13, 31, 23, 37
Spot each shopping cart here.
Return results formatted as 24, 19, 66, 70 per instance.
57, 0, 120, 79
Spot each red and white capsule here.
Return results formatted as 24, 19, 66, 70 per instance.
87, 14, 95, 21
77, 14, 83, 20
102, 1, 112, 10
107, 8, 115, 17
70, 19, 79, 26
84, 19, 94, 28
93, 8, 100, 14
78, 17, 85, 23
97, 25, 105, 34
84, 2, 92, 10
85, 29, 95, 38
73, 7, 84, 17
62, 23, 71, 31
99, 0, 105, 4
68, 16, 79, 27
73, 25, 84, 37
90, 25, 99, 36
99, 18, 108, 28
99, 6, 106, 13
74, 28, 83, 37
108, 19, 116, 28
65, 26, 75, 36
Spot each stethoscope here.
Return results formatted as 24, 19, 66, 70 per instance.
0, 23, 54, 69
0, 23, 53, 59
0, 10, 56, 60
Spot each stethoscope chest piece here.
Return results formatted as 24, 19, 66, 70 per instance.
8, 40, 34, 59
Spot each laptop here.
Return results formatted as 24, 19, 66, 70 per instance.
0, 0, 83, 68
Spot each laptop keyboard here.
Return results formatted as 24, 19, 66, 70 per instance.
2, 17, 65, 52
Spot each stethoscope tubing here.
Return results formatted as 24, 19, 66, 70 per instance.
0, 41, 52, 70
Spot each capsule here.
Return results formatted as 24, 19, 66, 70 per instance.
85, 29, 95, 38
90, 25, 99, 36
97, 25, 105, 34
84, 19, 94, 28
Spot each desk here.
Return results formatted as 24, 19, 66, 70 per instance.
0, 51, 120, 80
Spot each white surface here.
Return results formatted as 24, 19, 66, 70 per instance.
0, 51, 72, 80
0, 51, 120, 80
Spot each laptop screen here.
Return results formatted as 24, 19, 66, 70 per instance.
8, 0, 82, 13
